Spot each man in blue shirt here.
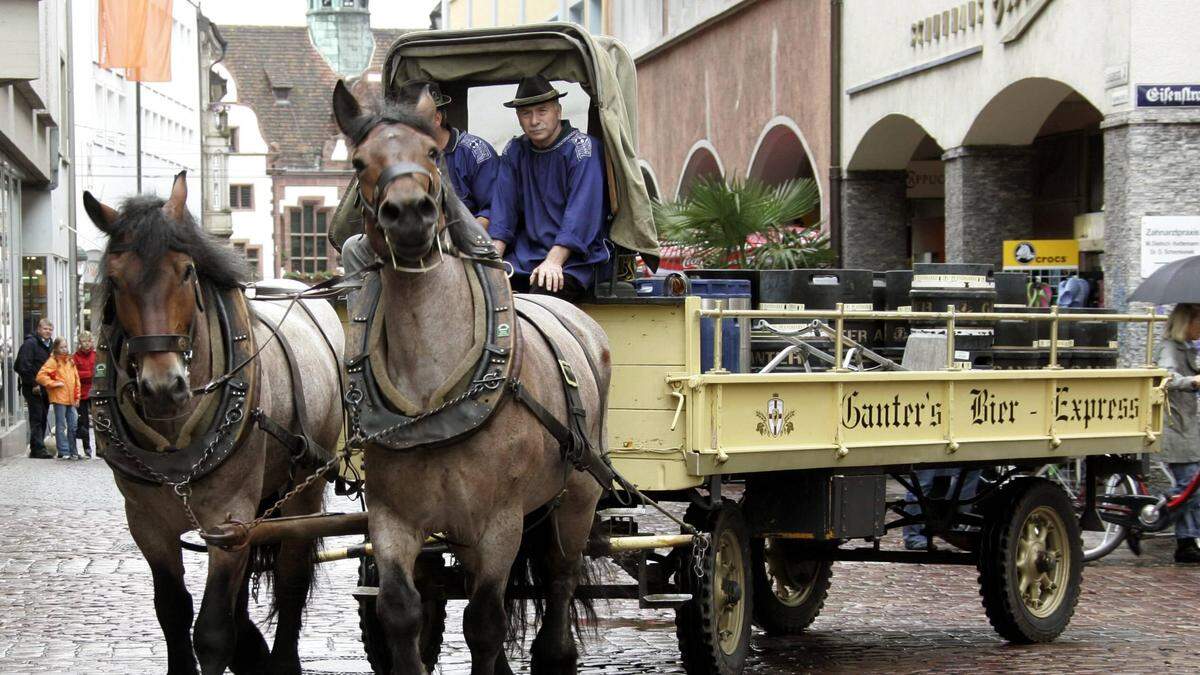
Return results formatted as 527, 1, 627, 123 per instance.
490, 76, 609, 301
396, 80, 499, 226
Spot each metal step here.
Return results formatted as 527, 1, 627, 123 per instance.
640, 593, 692, 609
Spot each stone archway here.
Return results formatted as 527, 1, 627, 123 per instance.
842, 114, 942, 270
675, 140, 724, 199
944, 77, 1102, 266
747, 117, 822, 225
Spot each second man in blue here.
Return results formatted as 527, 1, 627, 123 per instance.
489, 76, 610, 301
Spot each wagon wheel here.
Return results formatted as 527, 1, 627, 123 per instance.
750, 537, 833, 635
977, 478, 1082, 643
675, 500, 753, 675
357, 552, 448, 674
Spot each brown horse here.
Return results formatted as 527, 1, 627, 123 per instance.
332, 81, 610, 674
82, 175, 345, 674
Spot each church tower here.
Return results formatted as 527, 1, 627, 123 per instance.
306, 0, 374, 77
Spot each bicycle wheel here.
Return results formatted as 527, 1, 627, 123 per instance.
1080, 473, 1140, 562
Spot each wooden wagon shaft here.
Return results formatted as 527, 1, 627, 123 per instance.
201, 511, 368, 550
314, 533, 698, 564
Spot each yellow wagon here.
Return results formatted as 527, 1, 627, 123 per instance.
304, 24, 1169, 675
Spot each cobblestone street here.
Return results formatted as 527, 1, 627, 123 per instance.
0, 455, 1197, 674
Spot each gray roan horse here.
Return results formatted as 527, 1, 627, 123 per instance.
332, 80, 612, 674
82, 174, 345, 674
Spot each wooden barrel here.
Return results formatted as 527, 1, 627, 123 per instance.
753, 269, 876, 372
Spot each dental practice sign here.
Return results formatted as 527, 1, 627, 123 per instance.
1137, 85, 1200, 107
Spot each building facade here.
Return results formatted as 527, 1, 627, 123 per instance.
608, 0, 833, 232
72, 0, 209, 328
0, 0, 76, 456
839, 0, 1200, 356
218, 2, 406, 279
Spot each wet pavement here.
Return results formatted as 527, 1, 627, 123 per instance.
0, 455, 1197, 673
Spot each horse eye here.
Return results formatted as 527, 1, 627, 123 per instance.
182, 265, 194, 282
427, 148, 439, 160
352, 158, 365, 172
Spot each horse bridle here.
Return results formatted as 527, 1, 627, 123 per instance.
109, 262, 205, 364
349, 116, 452, 273
356, 160, 444, 224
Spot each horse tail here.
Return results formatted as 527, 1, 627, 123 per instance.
246, 494, 322, 624
504, 509, 600, 648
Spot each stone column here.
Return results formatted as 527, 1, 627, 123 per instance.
942, 145, 1034, 268
1102, 110, 1200, 365
839, 170, 908, 271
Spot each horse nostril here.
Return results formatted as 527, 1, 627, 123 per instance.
172, 376, 188, 395
378, 200, 401, 223
417, 196, 438, 222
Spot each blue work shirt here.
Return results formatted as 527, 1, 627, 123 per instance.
443, 128, 499, 220
489, 121, 610, 287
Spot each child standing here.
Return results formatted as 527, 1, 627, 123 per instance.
73, 331, 96, 458
36, 338, 81, 460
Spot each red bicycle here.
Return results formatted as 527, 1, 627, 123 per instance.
1097, 460, 1200, 553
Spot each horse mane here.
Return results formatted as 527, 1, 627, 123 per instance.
359, 97, 439, 142
99, 195, 250, 289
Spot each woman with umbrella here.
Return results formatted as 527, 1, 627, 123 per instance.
1133, 257, 1200, 563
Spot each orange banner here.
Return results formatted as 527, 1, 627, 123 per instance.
98, 0, 173, 82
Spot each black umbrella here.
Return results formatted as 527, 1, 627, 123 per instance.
1128, 254, 1200, 304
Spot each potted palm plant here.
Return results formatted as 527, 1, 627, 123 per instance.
653, 176, 832, 269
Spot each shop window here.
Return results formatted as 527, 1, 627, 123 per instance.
21, 257, 47, 339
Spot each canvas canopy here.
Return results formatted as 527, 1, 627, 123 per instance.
377, 23, 659, 259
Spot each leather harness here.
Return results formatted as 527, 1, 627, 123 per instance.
94, 284, 336, 486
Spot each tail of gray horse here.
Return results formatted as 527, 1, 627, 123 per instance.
504, 513, 601, 647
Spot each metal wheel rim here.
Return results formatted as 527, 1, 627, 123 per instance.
763, 538, 814, 607
715, 529, 747, 655
1016, 505, 1069, 618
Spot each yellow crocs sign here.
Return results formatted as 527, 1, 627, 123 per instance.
1003, 239, 1079, 270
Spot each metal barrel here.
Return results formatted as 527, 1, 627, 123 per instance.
993, 305, 1049, 370
872, 272, 903, 363
1063, 307, 1119, 368
908, 263, 996, 368
636, 275, 752, 373
753, 269, 876, 371
685, 269, 761, 307
883, 270, 913, 350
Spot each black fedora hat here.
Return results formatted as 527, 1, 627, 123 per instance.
396, 79, 451, 108
503, 75, 567, 109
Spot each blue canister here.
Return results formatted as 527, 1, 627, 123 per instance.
635, 275, 751, 373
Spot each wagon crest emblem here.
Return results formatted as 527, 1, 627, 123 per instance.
755, 393, 795, 438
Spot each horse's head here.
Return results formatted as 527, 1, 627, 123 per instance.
83, 172, 246, 418
332, 80, 445, 266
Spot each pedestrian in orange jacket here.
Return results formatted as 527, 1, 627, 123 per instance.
36, 338, 81, 460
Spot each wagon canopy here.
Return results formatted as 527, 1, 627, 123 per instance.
381, 23, 659, 259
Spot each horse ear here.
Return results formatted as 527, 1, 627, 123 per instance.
83, 192, 119, 234
162, 171, 187, 222
333, 80, 363, 140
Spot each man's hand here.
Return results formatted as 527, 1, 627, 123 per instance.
476, 216, 490, 230
492, 239, 506, 257
531, 246, 571, 293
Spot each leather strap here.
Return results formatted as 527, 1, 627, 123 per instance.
125, 334, 192, 355
250, 309, 328, 469
512, 298, 634, 501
